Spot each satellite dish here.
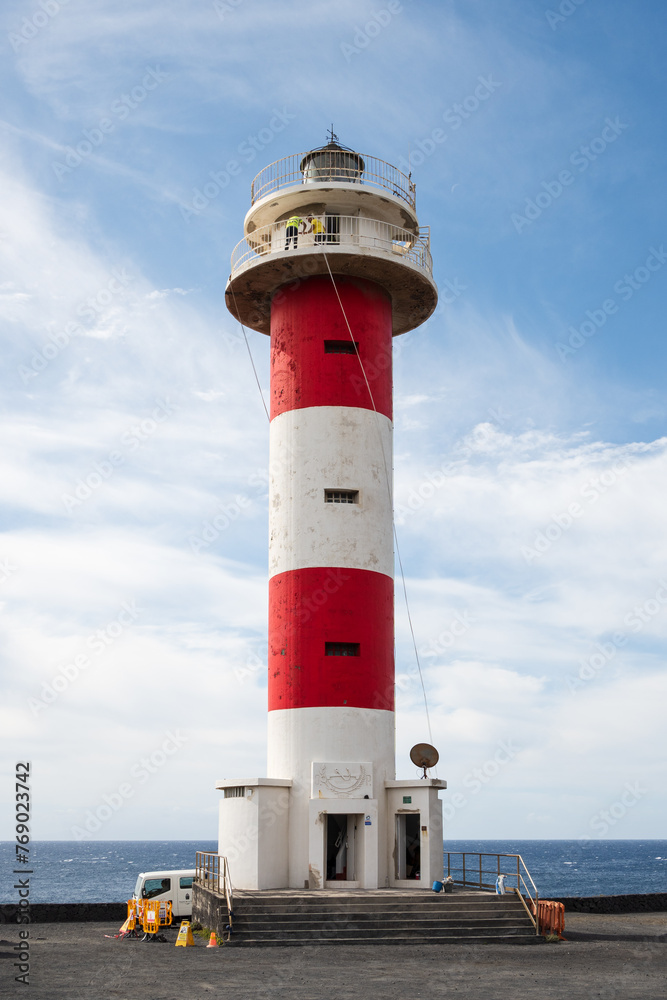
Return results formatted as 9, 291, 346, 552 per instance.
410, 743, 439, 778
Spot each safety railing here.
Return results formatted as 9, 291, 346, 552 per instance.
195, 851, 234, 937
230, 216, 432, 280
445, 852, 539, 934
121, 898, 172, 938
250, 152, 416, 209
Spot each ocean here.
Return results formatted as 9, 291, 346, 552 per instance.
1, 840, 665, 903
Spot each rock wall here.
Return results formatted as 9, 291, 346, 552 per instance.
191, 884, 228, 936
0, 903, 126, 924
550, 893, 667, 913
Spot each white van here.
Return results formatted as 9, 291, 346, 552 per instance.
132, 869, 196, 919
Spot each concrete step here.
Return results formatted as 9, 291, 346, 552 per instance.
231, 932, 542, 947
234, 894, 524, 903
233, 911, 528, 925
234, 916, 525, 928
234, 892, 499, 903
234, 901, 526, 914
232, 922, 535, 937
231, 906, 530, 920
234, 899, 525, 909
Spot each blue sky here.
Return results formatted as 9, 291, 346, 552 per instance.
1, 0, 666, 846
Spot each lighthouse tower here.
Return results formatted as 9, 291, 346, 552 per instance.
219, 136, 445, 890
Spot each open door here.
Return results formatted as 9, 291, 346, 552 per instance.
326, 814, 357, 881
395, 814, 421, 880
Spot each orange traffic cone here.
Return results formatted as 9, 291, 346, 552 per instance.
206, 931, 217, 948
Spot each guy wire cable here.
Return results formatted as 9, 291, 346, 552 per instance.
229, 281, 270, 423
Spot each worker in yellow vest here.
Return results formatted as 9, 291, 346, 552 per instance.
284, 214, 302, 250
307, 215, 325, 245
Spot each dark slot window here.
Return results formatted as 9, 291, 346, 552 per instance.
324, 340, 358, 354
325, 642, 360, 657
325, 490, 359, 504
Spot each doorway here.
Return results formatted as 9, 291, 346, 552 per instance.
395, 813, 421, 880
326, 814, 357, 882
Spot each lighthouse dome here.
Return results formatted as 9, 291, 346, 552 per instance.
299, 136, 365, 184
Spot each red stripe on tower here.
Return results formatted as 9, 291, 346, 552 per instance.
268, 567, 394, 711
270, 276, 393, 421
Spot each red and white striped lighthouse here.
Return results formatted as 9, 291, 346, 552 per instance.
219, 137, 444, 890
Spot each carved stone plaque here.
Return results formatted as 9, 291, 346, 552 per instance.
311, 762, 373, 799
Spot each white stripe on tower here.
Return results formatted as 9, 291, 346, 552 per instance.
268, 406, 393, 579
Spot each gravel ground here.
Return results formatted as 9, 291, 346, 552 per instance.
1, 913, 666, 1000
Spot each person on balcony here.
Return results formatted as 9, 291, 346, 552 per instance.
284, 214, 303, 250
306, 216, 325, 244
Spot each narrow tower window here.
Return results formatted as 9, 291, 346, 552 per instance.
325, 489, 359, 504
325, 642, 360, 657
324, 340, 358, 354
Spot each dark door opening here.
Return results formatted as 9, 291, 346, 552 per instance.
326, 814, 348, 881
396, 813, 421, 880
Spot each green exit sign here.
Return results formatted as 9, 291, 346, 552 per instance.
403, 796, 412, 804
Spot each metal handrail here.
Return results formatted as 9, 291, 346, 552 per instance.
250, 152, 416, 209
445, 852, 539, 934
195, 851, 234, 938
230, 216, 432, 279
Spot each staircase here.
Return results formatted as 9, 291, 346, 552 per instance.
227, 888, 541, 946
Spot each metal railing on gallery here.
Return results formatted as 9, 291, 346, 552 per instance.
230, 216, 432, 280
250, 151, 416, 209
